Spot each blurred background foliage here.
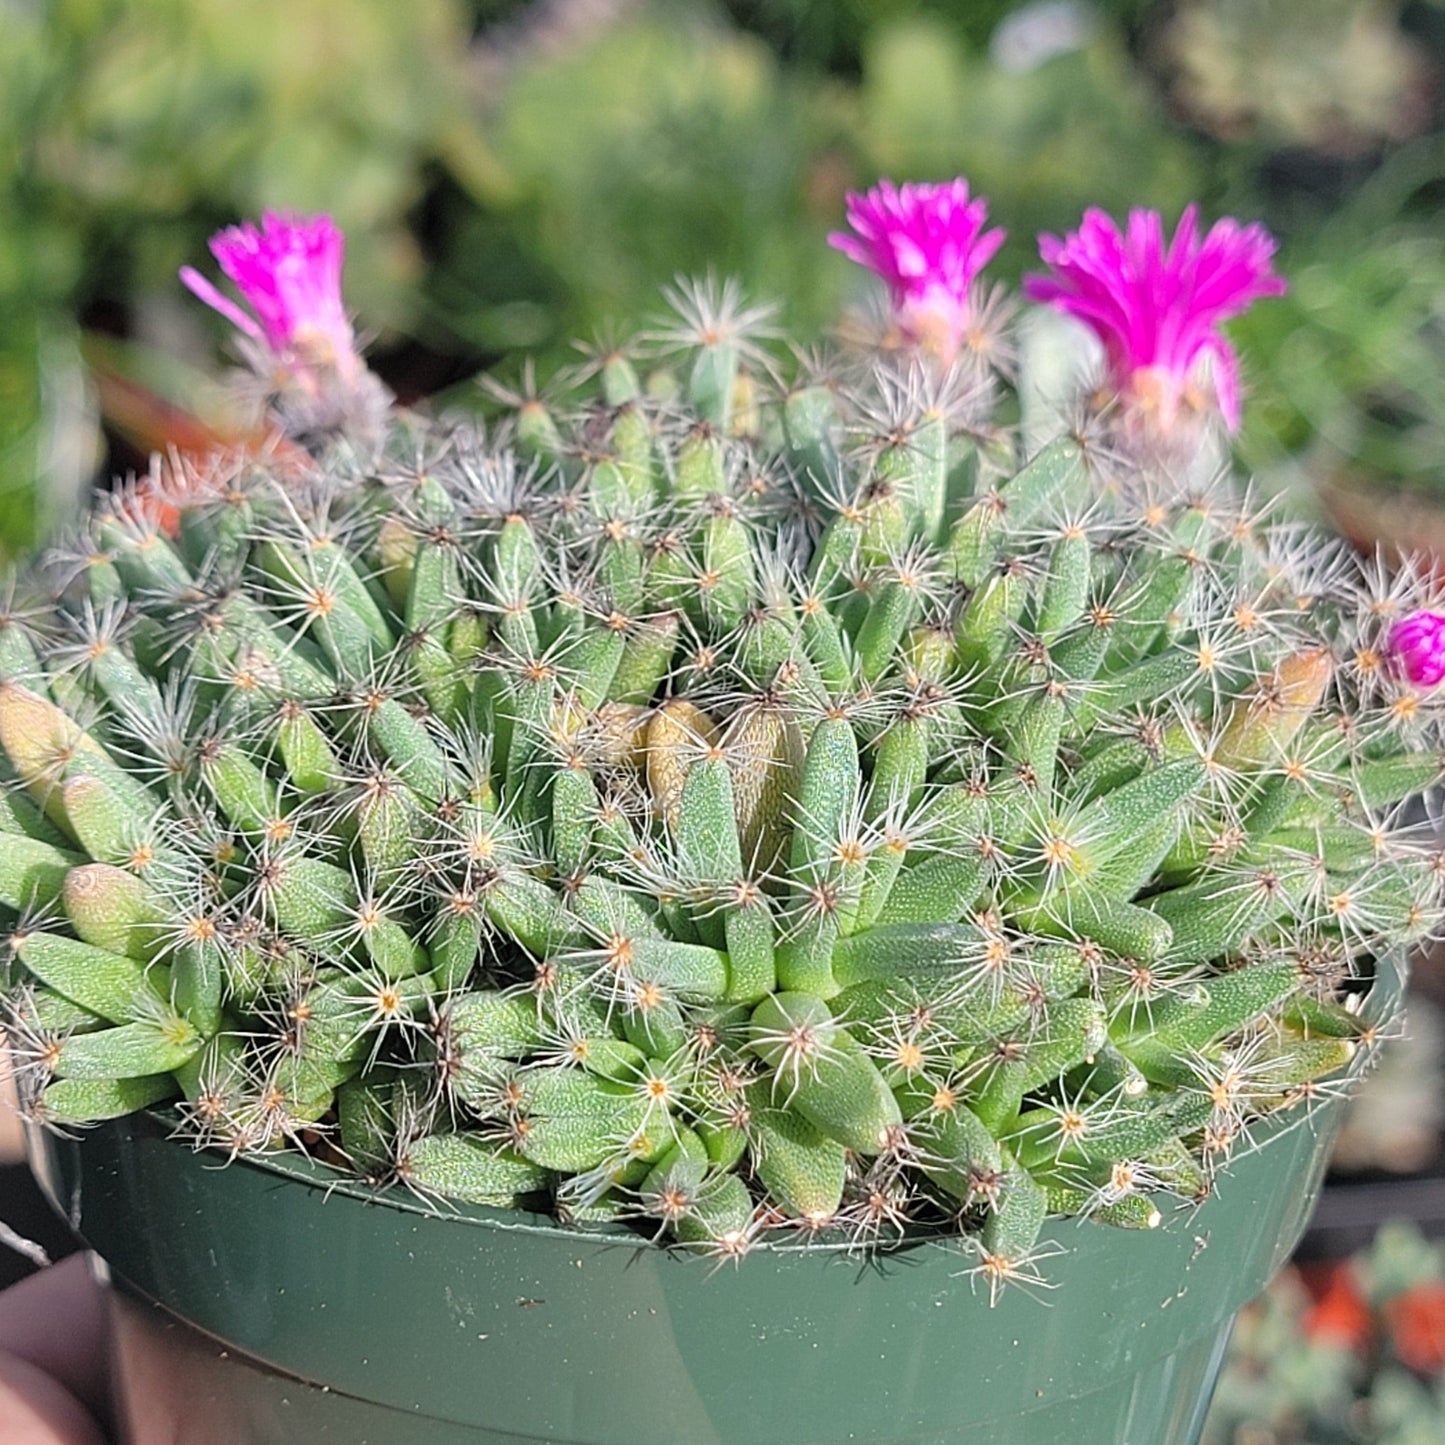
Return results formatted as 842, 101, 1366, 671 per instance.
3, 0, 1445, 558
1205, 1219, 1445, 1444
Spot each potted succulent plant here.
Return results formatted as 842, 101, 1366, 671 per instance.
4, 187, 1442, 1445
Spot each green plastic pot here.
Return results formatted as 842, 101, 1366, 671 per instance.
27, 950, 1404, 1445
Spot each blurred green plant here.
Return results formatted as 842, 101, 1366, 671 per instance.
19, 0, 496, 333
718, 0, 1157, 73
426, 9, 851, 356
2, 4, 99, 556
441, 5, 1206, 377
4, 0, 1445, 565
1232, 137, 1445, 510
848, 14, 1201, 277
1155, 0, 1434, 157
0, 0, 497, 556
1205, 1222, 1445, 1444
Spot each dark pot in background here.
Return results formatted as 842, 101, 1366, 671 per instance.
1318, 472, 1445, 579
27, 950, 1406, 1445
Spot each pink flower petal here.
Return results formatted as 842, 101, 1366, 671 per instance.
179, 266, 263, 340
1024, 206, 1285, 431
830, 177, 1005, 361
181, 212, 356, 376
1389, 611, 1445, 689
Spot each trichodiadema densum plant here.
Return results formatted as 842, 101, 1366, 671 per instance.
1, 190, 1443, 1296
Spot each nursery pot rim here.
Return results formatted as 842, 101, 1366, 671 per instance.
119, 1073, 1356, 1255
24, 947, 1407, 1444
29, 1062, 1367, 1444
114, 943, 1406, 1254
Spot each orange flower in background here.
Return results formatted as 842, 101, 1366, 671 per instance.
1301, 1262, 1375, 1354
115, 433, 313, 539
1384, 1281, 1445, 1374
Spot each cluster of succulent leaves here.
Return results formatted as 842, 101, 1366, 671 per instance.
0, 283, 1442, 1281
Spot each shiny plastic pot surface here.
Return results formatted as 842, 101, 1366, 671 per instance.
28, 951, 1403, 1445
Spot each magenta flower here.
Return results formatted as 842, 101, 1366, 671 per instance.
1388, 610, 1445, 689
1024, 206, 1286, 431
180, 212, 358, 380
828, 179, 1006, 363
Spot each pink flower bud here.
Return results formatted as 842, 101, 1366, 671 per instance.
828, 179, 1005, 365
1389, 610, 1445, 688
180, 212, 358, 382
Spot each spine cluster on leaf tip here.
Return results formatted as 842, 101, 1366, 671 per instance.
0, 194, 1437, 1299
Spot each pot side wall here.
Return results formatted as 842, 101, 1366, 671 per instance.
28, 1098, 1335, 1445
27, 951, 1405, 1445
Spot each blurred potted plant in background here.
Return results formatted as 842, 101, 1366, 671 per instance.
8, 0, 1445, 579
1154, 0, 1435, 161
1205, 1221, 1445, 1443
